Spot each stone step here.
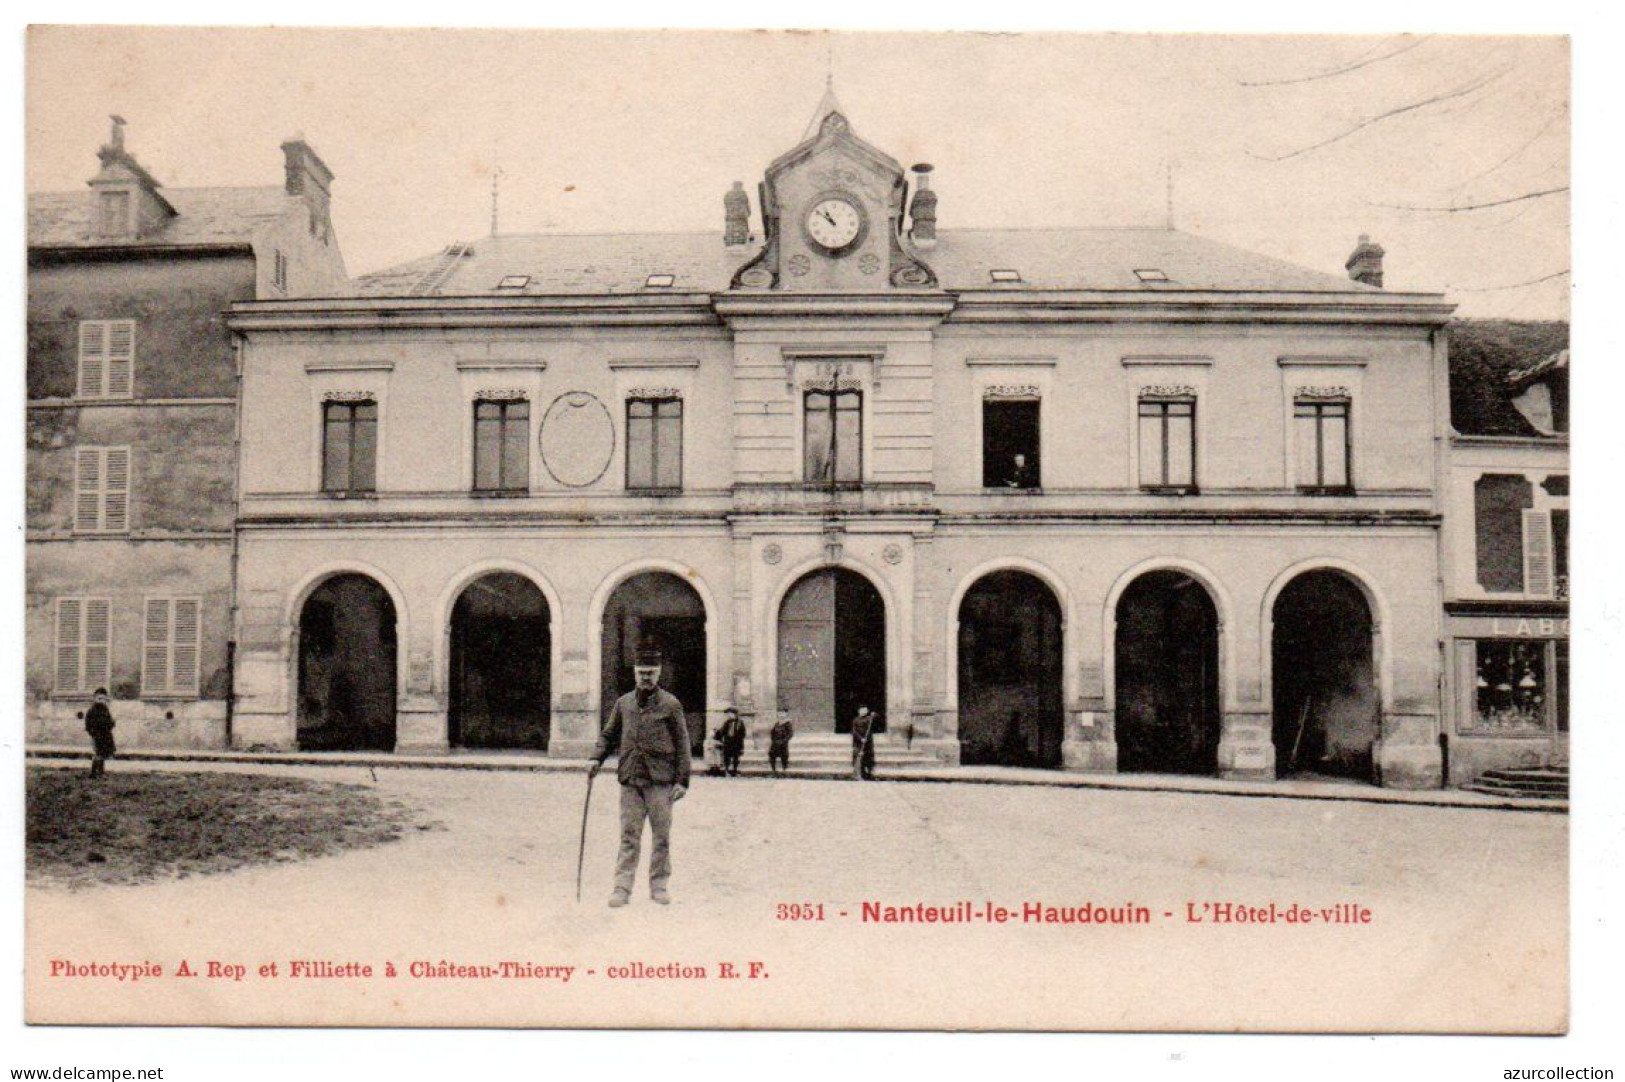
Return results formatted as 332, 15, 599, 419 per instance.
1465, 784, 1567, 800
1481, 768, 1569, 783
1472, 777, 1568, 794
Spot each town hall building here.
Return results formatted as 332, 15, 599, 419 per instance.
225, 90, 1459, 787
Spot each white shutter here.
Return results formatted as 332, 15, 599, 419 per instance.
77, 322, 108, 399
106, 321, 134, 398
83, 599, 111, 692
74, 448, 103, 532
103, 448, 131, 533
55, 599, 84, 694
173, 599, 200, 696
143, 599, 171, 695
1523, 509, 1555, 598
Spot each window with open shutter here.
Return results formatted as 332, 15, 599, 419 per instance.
1523, 509, 1555, 598
56, 597, 111, 696
77, 320, 135, 400
74, 447, 132, 533
143, 597, 201, 697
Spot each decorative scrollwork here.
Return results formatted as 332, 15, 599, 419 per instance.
882, 543, 904, 566
738, 267, 774, 289
859, 252, 881, 276
788, 254, 811, 277
1295, 385, 1353, 400
321, 390, 376, 403
985, 384, 1041, 399
762, 543, 783, 566
1138, 384, 1197, 399
890, 264, 932, 287
474, 388, 527, 402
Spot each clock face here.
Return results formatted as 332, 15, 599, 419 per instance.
805, 197, 864, 253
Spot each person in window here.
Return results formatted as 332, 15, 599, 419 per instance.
717, 707, 747, 777
1005, 453, 1033, 489
84, 688, 115, 779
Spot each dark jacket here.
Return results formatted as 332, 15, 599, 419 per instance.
719, 717, 747, 755
594, 688, 692, 788
85, 701, 116, 757
769, 719, 793, 750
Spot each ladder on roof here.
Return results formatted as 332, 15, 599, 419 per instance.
409, 242, 471, 296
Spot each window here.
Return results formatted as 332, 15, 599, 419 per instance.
1294, 397, 1352, 491
644, 274, 676, 288
1133, 268, 1170, 283
273, 250, 289, 293
143, 597, 201, 698
626, 397, 683, 491
1474, 474, 1533, 592
989, 269, 1022, 283
496, 275, 530, 290
803, 388, 862, 486
472, 399, 530, 493
77, 320, 135, 400
1471, 640, 1550, 732
98, 191, 129, 235
1137, 396, 1196, 490
55, 597, 111, 696
322, 400, 378, 494
74, 447, 131, 533
983, 399, 1041, 489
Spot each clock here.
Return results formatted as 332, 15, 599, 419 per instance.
804, 195, 866, 255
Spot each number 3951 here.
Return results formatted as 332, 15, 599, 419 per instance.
775, 903, 827, 921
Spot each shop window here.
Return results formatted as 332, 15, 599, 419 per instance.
1293, 397, 1352, 492
983, 398, 1040, 489
1138, 396, 1196, 491
804, 388, 862, 486
1474, 474, 1533, 592
627, 397, 683, 491
1472, 640, 1549, 732
322, 400, 378, 495
1555, 639, 1569, 733
473, 399, 530, 493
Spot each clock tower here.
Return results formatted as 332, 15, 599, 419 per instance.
731, 89, 937, 292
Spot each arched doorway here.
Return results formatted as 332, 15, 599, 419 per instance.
956, 570, 1064, 767
297, 573, 397, 751
450, 572, 551, 750
778, 567, 886, 734
601, 572, 707, 753
1271, 570, 1379, 782
1114, 570, 1221, 774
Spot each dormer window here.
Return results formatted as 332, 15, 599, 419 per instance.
496, 275, 530, 291
97, 190, 130, 236
645, 274, 676, 288
1134, 268, 1171, 283
989, 269, 1022, 283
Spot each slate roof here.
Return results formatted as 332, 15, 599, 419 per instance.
27, 185, 293, 250
353, 227, 1388, 298
1449, 320, 1570, 438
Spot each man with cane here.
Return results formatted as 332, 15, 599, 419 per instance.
587, 646, 691, 907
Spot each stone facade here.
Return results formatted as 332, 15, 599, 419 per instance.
227, 100, 1457, 788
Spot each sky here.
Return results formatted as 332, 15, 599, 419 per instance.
26, 28, 1570, 318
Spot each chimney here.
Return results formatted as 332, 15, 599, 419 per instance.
89, 116, 174, 238
1345, 234, 1385, 288
282, 136, 335, 243
908, 164, 937, 250
724, 180, 752, 246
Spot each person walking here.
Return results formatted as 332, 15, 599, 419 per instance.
768, 714, 794, 776
588, 647, 691, 907
851, 705, 878, 781
718, 708, 747, 777
84, 688, 116, 779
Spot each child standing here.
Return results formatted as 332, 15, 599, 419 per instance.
84, 688, 115, 779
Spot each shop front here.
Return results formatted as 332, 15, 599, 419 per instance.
1445, 606, 1569, 786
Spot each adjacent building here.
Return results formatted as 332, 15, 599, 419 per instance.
1442, 321, 1569, 786
25, 119, 348, 748
226, 94, 1458, 788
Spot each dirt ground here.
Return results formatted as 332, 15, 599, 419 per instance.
25, 761, 1568, 1033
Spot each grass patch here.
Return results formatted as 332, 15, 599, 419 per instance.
26, 766, 426, 890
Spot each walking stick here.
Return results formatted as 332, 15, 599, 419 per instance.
575, 770, 596, 903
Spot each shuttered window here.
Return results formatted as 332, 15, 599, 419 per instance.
55, 597, 112, 696
142, 597, 202, 697
74, 447, 132, 533
1523, 509, 1555, 598
77, 320, 135, 400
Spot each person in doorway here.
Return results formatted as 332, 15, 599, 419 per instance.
588, 647, 691, 907
851, 705, 878, 781
718, 707, 747, 777
84, 688, 116, 779
768, 713, 794, 776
